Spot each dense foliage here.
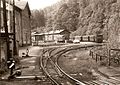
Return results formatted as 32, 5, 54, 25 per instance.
31, 0, 120, 48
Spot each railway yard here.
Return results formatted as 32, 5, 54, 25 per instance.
1, 42, 120, 85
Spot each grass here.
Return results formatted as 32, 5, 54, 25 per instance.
58, 49, 98, 81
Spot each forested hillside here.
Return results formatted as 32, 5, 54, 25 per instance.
31, 0, 120, 48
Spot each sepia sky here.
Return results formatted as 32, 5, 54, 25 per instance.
22, 0, 61, 10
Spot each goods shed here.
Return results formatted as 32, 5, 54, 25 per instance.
32, 29, 70, 43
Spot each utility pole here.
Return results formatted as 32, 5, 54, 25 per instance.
2, 0, 11, 61
13, 0, 17, 55
0, 0, 1, 67
8, 0, 11, 32
108, 49, 111, 66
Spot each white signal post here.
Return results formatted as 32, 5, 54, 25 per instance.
9, 62, 15, 69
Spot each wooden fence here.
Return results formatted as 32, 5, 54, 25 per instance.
89, 46, 120, 66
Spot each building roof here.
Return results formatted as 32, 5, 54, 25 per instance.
15, 1, 27, 10
15, 1, 31, 15
48, 29, 64, 34
5, 0, 31, 15
33, 29, 69, 36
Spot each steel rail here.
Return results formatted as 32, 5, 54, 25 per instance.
40, 48, 60, 85
40, 44, 103, 85
54, 46, 89, 85
55, 44, 119, 85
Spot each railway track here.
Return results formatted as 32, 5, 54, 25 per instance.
2, 43, 120, 85
40, 48, 59, 85
39, 43, 120, 85
2, 43, 119, 85
40, 45, 96, 85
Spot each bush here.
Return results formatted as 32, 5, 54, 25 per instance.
99, 60, 107, 66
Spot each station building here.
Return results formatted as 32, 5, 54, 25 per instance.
32, 29, 70, 44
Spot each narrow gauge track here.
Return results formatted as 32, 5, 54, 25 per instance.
40, 44, 118, 85
55, 45, 120, 85
40, 47, 85, 85
40, 44, 99, 85
40, 48, 60, 85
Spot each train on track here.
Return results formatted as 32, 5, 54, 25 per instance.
73, 34, 103, 43
32, 34, 103, 45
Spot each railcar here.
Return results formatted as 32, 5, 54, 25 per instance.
82, 36, 89, 41
73, 34, 103, 43
73, 36, 81, 43
89, 35, 95, 42
96, 34, 103, 43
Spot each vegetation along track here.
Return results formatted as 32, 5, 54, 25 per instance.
56, 44, 120, 85
40, 44, 109, 85
40, 45, 118, 85
40, 48, 60, 85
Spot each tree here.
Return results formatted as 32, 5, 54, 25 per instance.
31, 9, 45, 28
53, 0, 80, 32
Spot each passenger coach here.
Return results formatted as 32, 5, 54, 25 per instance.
73, 34, 103, 43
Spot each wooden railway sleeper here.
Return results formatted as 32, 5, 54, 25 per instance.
49, 58, 63, 77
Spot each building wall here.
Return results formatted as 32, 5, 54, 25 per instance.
0, 39, 7, 67
22, 5, 31, 45
0, 39, 7, 61
42, 30, 70, 42
13, 5, 31, 46
0, 2, 31, 64
45, 34, 54, 41
0, 9, 20, 62
15, 10, 22, 46
35, 35, 44, 41
45, 33, 69, 42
